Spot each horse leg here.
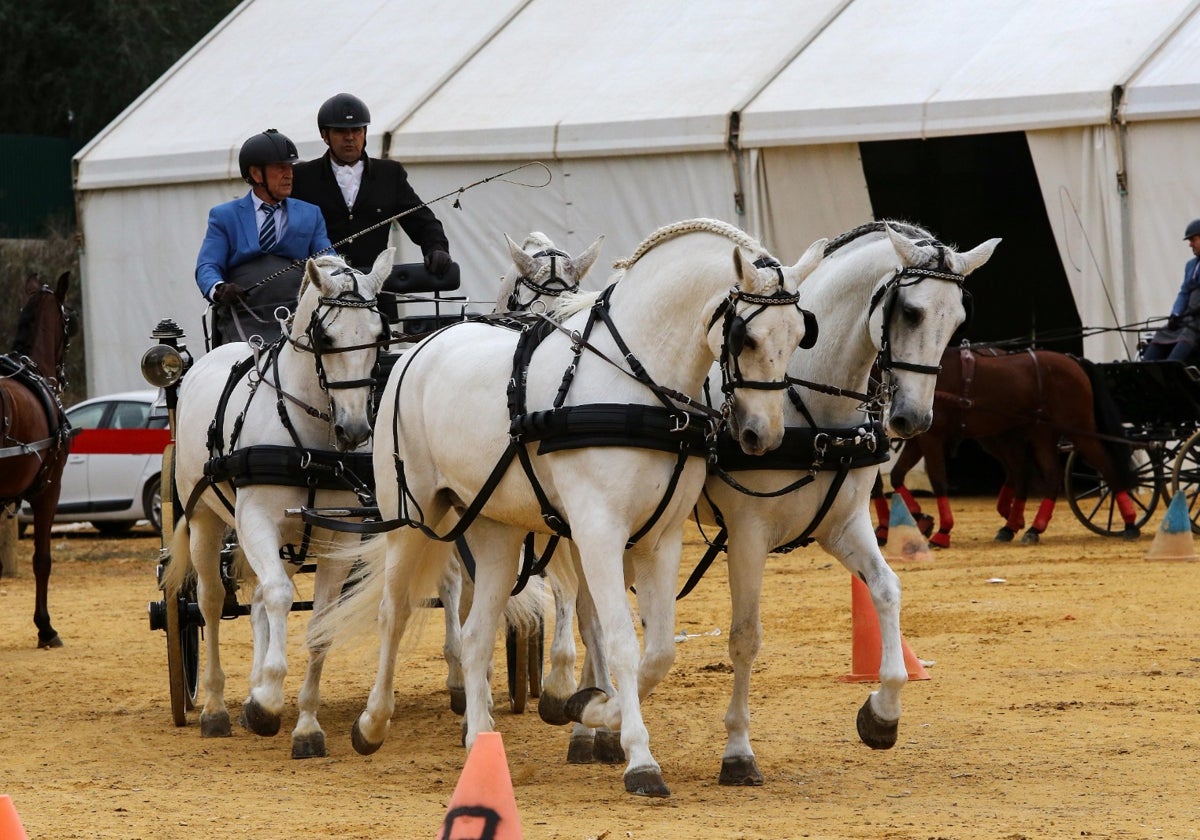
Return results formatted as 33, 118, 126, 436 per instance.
920, 440, 954, 548
458, 521, 525, 749
353, 529, 451, 755
826, 511, 906, 749
538, 547, 580, 727
870, 472, 889, 545
292, 543, 355, 759
567, 526, 679, 797
565, 562, 623, 765
29, 496, 60, 648
719, 523, 770, 785
182, 510, 233, 737
439, 555, 467, 715
1021, 435, 1063, 544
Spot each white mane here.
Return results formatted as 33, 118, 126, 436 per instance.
612, 218, 765, 270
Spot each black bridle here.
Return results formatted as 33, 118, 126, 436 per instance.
506, 248, 578, 312
868, 244, 968, 376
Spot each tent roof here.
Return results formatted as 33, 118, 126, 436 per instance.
74, 0, 528, 189
739, 0, 1199, 148
75, 0, 1200, 187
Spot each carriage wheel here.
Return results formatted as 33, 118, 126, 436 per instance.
164, 580, 200, 725
505, 615, 545, 713
1169, 429, 1200, 534
1064, 448, 1161, 536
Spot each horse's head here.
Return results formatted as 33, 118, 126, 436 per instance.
868, 223, 1000, 438
711, 238, 825, 455
290, 248, 393, 451
14, 272, 73, 391
497, 232, 605, 314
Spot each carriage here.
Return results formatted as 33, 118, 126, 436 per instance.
1065, 358, 1200, 536
141, 259, 545, 730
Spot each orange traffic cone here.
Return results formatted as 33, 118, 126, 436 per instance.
883, 494, 932, 562
0, 795, 29, 840
436, 731, 523, 840
839, 575, 930, 683
1146, 491, 1197, 562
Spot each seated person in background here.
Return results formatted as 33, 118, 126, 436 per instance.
195, 129, 331, 346
1143, 218, 1200, 363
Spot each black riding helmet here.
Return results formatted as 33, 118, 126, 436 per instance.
1184, 219, 1200, 240
317, 93, 370, 130
238, 129, 299, 184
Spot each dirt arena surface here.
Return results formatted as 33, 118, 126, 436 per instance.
2, 496, 1198, 839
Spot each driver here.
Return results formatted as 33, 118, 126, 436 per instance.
195, 129, 332, 346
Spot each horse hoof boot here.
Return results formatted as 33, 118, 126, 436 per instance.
594, 729, 625, 764
914, 513, 935, 538
564, 686, 607, 724
994, 526, 1015, 542
351, 719, 384, 756
930, 531, 951, 549
719, 755, 764, 786
538, 692, 571, 726
240, 699, 282, 737
855, 697, 898, 750
200, 711, 232, 738
1020, 529, 1041, 545
624, 765, 670, 798
449, 687, 466, 717
567, 733, 596, 764
37, 632, 63, 649
292, 731, 327, 759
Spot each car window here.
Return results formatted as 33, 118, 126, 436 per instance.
112, 401, 151, 429
66, 402, 109, 430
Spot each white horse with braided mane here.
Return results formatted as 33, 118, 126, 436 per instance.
162, 249, 394, 758
315, 219, 826, 797
542, 221, 1000, 785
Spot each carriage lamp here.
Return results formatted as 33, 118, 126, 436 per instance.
140, 319, 192, 388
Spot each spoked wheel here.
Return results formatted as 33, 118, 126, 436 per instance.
1065, 447, 1162, 536
164, 579, 200, 726
1170, 429, 1200, 534
505, 615, 544, 714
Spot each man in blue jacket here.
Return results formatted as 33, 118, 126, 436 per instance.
195, 128, 332, 345
1143, 218, 1200, 363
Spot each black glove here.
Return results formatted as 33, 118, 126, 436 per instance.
424, 249, 452, 276
1168, 313, 1183, 331
213, 282, 246, 307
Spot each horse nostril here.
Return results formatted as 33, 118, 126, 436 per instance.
741, 427, 760, 452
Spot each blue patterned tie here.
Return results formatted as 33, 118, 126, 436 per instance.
259, 202, 277, 252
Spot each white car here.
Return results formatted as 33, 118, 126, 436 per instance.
20, 389, 170, 535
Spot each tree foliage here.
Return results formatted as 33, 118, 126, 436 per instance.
0, 0, 240, 144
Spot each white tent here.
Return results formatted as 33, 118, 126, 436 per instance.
75, 0, 1200, 394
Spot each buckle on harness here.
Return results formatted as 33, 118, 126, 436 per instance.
671, 413, 691, 433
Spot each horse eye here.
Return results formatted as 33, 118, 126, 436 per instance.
901, 304, 923, 326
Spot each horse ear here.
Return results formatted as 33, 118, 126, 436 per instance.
24, 274, 40, 296
55, 271, 70, 302
571, 235, 605, 281
304, 257, 326, 295
732, 247, 761, 290
884, 223, 924, 267
789, 238, 827, 290
951, 238, 1002, 276
506, 234, 539, 278
368, 247, 396, 291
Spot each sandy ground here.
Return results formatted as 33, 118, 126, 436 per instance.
2, 497, 1198, 840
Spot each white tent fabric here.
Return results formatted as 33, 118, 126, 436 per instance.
73, 0, 1200, 395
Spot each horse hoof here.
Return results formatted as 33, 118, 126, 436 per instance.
567, 733, 596, 764
292, 731, 327, 759
719, 755, 764, 786
37, 633, 63, 649
564, 687, 607, 724
914, 513, 935, 539
200, 711, 232, 738
930, 531, 951, 549
351, 718, 383, 756
240, 699, 282, 737
594, 729, 625, 764
538, 693, 571, 726
624, 765, 670, 798
856, 697, 898, 750
994, 527, 1015, 542
1123, 525, 1141, 541
1020, 529, 1041, 545
449, 687, 466, 716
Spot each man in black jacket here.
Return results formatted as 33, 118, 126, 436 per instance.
292, 92, 451, 274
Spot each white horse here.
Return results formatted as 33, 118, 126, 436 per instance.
162, 249, 393, 759
548, 221, 1000, 783
317, 219, 826, 797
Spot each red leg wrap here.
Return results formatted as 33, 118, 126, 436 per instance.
1031, 498, 1056, 533
1006, 497, 1027, 531
996, 484, 1015, 518
897, 485, 921, 514
1115, 491, 1137, 525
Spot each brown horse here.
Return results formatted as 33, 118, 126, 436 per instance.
1, 273, 75, 647
873, 344, 1137, 546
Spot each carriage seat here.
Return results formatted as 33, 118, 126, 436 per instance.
377, 261, 461, 325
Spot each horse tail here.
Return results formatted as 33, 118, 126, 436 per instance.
161, 518, 194, 597
307, 533, 391, 651
1074, 356, 1135, 490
